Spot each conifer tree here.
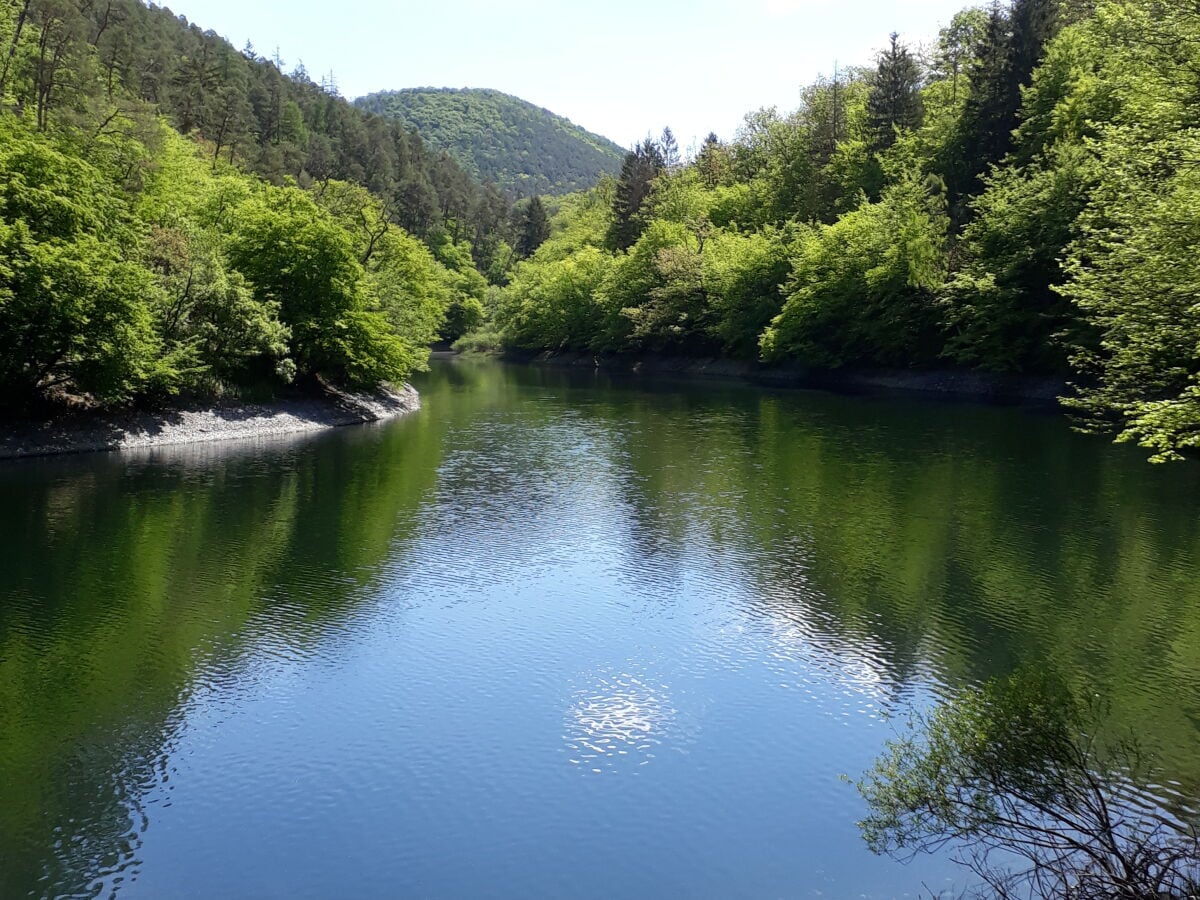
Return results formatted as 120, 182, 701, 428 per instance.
660, 126, 680, 170
609, 138, 665, 251
519, 195, 550, 257
952, 0, 1060, 198
1010, 0, 1060, 95
866, 33, 924, 153
951, 1, 1016, 197
696, 132, 728, 188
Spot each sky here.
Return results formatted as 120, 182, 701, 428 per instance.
164, 0, 972, 150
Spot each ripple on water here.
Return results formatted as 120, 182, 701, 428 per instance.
564, 670, 677, 775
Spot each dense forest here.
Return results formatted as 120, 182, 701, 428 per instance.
4, 0, 1200, 463
0, 0, 539, 410
355, 88, 625, 197
461, 0, 1200, 462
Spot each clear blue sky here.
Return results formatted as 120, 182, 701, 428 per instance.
165, 0, 972, 149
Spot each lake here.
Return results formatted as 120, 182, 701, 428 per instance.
2, 358, 1198, 898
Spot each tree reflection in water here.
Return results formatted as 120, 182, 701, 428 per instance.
858, 671, 1200, 899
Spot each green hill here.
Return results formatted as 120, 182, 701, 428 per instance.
354, 88, 625, 196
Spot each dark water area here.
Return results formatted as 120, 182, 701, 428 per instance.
1, 359, 1198, 898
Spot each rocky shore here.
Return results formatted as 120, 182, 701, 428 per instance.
0, 384, 420, 460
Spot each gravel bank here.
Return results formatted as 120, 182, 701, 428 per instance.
0, 384, 420, 460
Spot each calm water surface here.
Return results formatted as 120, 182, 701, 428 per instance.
2, 360, 1199, 898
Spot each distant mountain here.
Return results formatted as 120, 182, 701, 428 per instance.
354, 88, 625, 196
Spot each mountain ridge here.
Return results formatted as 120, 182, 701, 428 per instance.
354, 87, 625, 196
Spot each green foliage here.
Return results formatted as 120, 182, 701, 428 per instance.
144, 222, 291, 390
471, 0, 1200, 465
859, 673, 1086, 855
937, 15, 1112, 374
695, 133, 734, 189
0, 121, 160, 404
2, 1, 507, 241
138, 129, 291, 390
228, 187, 410, 387
707, 182, 757, 228
762, 170, 949, 367
0, 0, 520, 408
315, 179, 452, 368
354, 88, 624, 196
596, 219, 704, 352
6, 0, 1200, 466
501, 247, 611, 350
534, 179, 616, 262
1063, 150, 1200, 461
930, 7, 990, 105
451, 325, 506, 355
518, 195, 550, 257
946, 2, 1019, 200
1055, 0, 1200, 461
0, 222, 161, 404
425, 227, 488, 342
941, 144, 1096, 373
609, 138, 666, 251
702, 228, 790, 358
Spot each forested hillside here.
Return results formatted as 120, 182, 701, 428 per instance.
0, 0, 516, 410
355, 88, 624, 196
464, 0, 1200, 462
6, 0, 1200, 463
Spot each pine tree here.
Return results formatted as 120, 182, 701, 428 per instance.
519, 195, 550, 257
866, 33, 924, 153
951, 1, 1016, 198
951, 0, 1060, 200
608, 138, 665, 251
806, 66, 851, 166
660, 126, 680, 170
1009, 0, 1060, 95
696, 132, 728, 188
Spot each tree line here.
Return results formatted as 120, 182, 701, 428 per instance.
466, 0, 1200, 462
0, 0, 574, 409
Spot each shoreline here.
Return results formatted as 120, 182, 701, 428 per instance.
0, 384, 421, 461
494, 350, 1068, 406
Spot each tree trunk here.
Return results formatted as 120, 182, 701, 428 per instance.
0, 0, 32, 101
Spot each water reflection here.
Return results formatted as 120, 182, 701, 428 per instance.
552, 366, 1200, 777
1, 358, 1198, 898
0, 415, 444, 898
858, 670, 1200, 898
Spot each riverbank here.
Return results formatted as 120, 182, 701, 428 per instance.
0, 384, 420, 460
495, 350, 1068, 406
